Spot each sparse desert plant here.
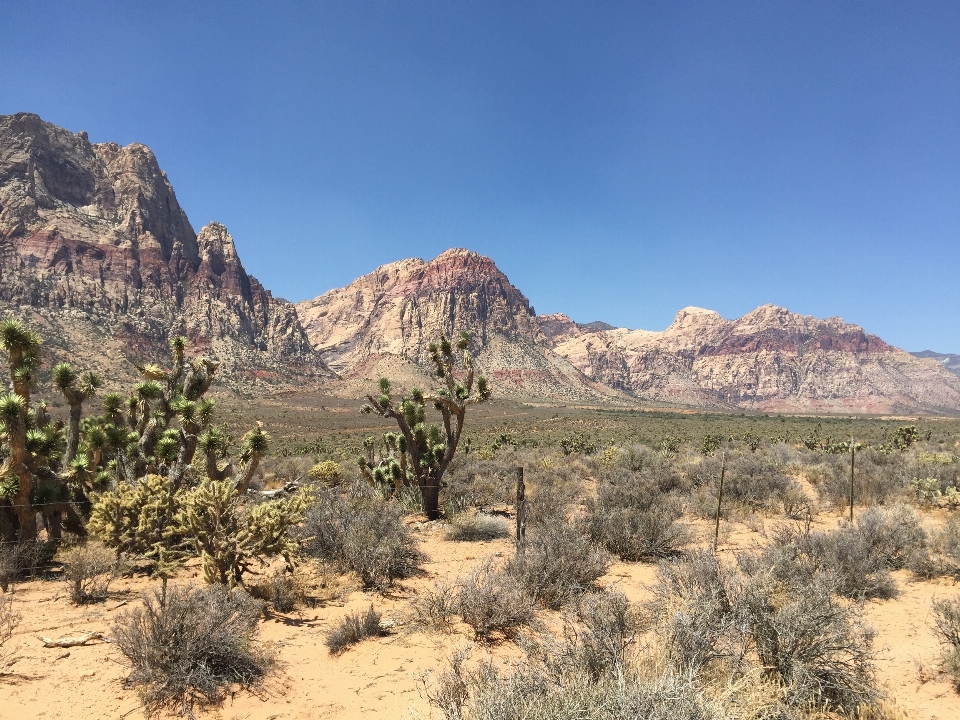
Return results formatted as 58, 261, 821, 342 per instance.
0, 593, 19, 664
300, 485, 425, 590
407, 581, 459, 632
455, 558, 536, 641
931, 596, 960, 689
505, 524, 609, 610
445, 512, 511, 542
61, 541, 121, 604
251, 568, 304, 613
113, 583, 271, 718
0, 540, 57, 591
325, 605, 384, 654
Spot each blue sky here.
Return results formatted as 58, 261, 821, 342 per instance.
2, 2, 958, 351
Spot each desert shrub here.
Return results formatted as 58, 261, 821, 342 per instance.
648, 551, 880, 713
931, 596, 960, 689
250, 568, 304, 613
307, 460, 342, 487
855, 504, 926, 569
757, 523, 898, 600
737, 573, 878, 710
647, 550, 737, 672
445, 512, 511, 542
911, 515, 960, 578
817, 448, 909, 508
114, 584, 271, 717
0, 540, 57, 591
754, 507, 926, 601
0, 593, 19, 663
585, 473, 688, 561
505, 525, 609, 610
423, 642, 727, 720
61, 541, 121, 604
300, 485, 425, 590
455, 559, 536, 641
325, 605, 383, 654
536, 590, 641, 682
722, 454, 798, 509
406, 581, 458, 632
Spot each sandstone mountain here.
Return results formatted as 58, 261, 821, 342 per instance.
0, 112, 328, 387
911, 351, 960, 379
551, 305, 960, 414
295, 249, 624, 403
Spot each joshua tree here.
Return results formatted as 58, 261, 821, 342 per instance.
0, 320, 88, 542
362, 332, 490, 520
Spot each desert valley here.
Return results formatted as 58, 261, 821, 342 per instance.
2, 114, 960, 720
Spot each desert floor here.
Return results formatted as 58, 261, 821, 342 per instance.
2, 511, 960, 720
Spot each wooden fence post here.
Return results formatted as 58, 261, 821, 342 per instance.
850, 437, 856, 524
516, 466, 526, 554
713, 452, 725, 551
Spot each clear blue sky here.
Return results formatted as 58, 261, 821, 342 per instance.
2, 2, 958, 351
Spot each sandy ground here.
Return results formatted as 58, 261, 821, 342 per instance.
2, 514, 960, 720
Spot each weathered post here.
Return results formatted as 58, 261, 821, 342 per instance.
713, 452, 726, 551
849, 437, 855, 524
516, 466, 526, 554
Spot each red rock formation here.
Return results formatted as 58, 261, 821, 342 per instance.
554, 305, 960, 413
296, 250, 623, 403
0, 113, 326, 384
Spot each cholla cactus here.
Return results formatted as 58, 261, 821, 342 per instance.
361, 332, 490, 519
175, 478, 306, 587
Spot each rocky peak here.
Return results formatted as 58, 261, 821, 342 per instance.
0, 113, 327, 387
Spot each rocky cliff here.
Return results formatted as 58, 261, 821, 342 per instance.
0, 113, 327, 386
553, 305, 960, 414
295, 250, 624, 403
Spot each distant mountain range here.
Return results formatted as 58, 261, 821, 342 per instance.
910, 351, 960, 379
2, 112, 958, 414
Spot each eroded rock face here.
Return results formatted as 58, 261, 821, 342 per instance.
554, 305, 960, 413
0, 113, 324, 384
296, 250, 623, 402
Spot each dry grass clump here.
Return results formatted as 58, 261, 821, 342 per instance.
113, 584, 272, 719
0, 593, 19, 664
445, 512, 511, 542
0, 540, 57, 591
250, 568, 306, 612
60, 541, 122, 604
454, 559, 537, 641
325, 605, 384, 654
649, 549, 880, 714
505, 524, 609, 610
406, 580, 459, 633
300, 485, 425, 590
422, 589, 776, 720
931, 595, 960, 690
585, 472, 689, 561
